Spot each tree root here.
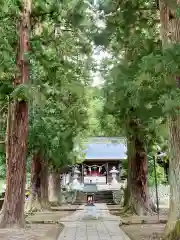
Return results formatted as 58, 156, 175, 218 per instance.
49, 201, 61, 207
25, 194, 51, 214
123, 201, 156, 216
121, 205, 135, 217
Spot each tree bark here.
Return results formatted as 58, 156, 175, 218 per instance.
0, 0, 31, 228
26, 153, 50, 212
124, 120, 154, 215
48, 170, 61, 206
26, 153, 42, 212
159, 0, 180, 238
164, 117, 180, 239
40, 160, 49, 209
123, 139, 132, 208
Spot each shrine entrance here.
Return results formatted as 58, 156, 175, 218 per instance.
86, 193, 94, 203
83, 164, 107, 184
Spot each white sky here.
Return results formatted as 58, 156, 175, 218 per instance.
92, 47, 110, 87
87, 0, 108, 87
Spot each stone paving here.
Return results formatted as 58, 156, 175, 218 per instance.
58, 203, 131, 240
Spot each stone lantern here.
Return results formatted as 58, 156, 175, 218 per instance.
71, 166, 81, 190
109, 166, 119, 185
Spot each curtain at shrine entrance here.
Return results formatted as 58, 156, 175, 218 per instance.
83, 164, 107, 184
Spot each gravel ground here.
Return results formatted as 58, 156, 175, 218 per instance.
0, 223, 64, 240
109, 206, 168, 240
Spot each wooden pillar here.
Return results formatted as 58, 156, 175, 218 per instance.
82, 164, 84, 183
106, 162, 108, 184
118, 162, 121, 181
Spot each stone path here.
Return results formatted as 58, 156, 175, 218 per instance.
58, 203, 131, 240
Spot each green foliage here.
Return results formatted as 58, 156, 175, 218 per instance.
0, 0, 173, 182
27, 0, 94, 169
0, 147, 5, 179
91, 0, 172, 148
0, 0, 95, 174
10, 84, 32, 102
148, 156, 166, 186
88, 0, 172, 189
176, 7, 180, 18
139, 44, 180, 115
122, 156, 166, 186
86, 86, 122, 137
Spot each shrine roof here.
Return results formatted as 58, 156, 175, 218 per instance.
82, 137, 127, 160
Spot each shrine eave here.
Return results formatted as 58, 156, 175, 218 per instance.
84, 158, 124, 161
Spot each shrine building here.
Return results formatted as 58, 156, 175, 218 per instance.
78, 137, 127, 185
60, 137, 127, 204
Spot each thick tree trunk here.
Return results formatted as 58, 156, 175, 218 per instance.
40, 160, 49, 209
159, 1, 180, 239
0, 0, 31, 228
0, 102, 28, 228
123, 139, 132, 208
164, 117, 180, 238
26, 154, 50, 212
124, 121, 154, 215
26, 153, 42, 212
48, 170, 61, 206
